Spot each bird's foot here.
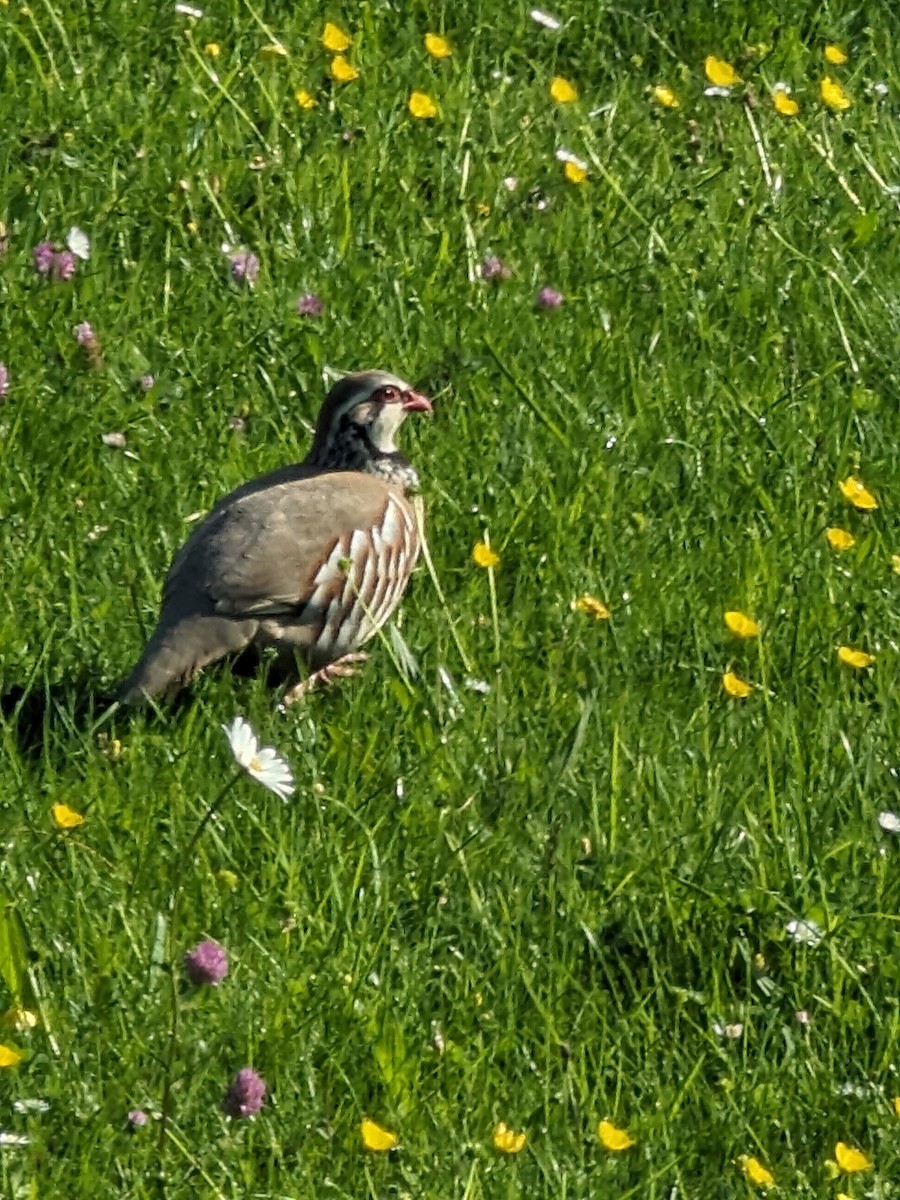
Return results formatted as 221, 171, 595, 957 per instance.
281, 653, 369, 707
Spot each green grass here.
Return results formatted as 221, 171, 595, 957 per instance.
2, 0, 900, 1195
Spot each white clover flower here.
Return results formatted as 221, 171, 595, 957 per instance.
222, 716, 294, 801
786, 917, 823, 947
878, 811, 900, 833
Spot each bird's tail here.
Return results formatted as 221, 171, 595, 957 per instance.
118, 614, 256, 705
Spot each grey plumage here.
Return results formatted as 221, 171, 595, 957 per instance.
119, 370, 430, 705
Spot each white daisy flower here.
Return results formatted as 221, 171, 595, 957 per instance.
878, 811, 900, 833
785, 917, 823, 947
222, 716, 295, 801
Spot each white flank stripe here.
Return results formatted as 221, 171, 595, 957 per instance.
382, 494, 402, 545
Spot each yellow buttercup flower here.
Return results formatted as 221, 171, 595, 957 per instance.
203, 42, 221, 57
894, 1096, 900, 1117
322, 22, 351, 53
597, 1119, 636, 1151
826, 527, 856, 551
408, 91, 438, 119
564, 160, 587, 184
52, 803, 85, 829
892, 554, 900, 575
550, 76, 578, 103
839, 476, 877, 510
825, 43, 848, 64
493, 1122, 527, 1153
773, 88, 799, 116
724, 611, 760, 639
821, 76, 851, 110
330, 55, 359, 83
704, 55, 741, 87
834, 1142, 871, 1173
473, 541, 500, 569
424, 32, 451, 59
572, 595, 610, 620
360, 1117, 398, 1151
740, 1156, 775, 1187
837, 646, 875, 670
295, 88, 317, 110
0, 1044, 23, 1068
651, 83, 679, 108
723, 671, 752, 699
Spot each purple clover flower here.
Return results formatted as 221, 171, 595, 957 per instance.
296, 292, 324, 317
127, 1109, 148, 1128
230, 251, 259, 286
0, 363, 8, 400
33, 242, 55, 275
52, 250, 77, 282
222, 1067, 267, 1118
184, 939, 229, 986
481, 254, 512, 282
536, 286, 564, 309
139, 374, 155, 392
75, 322, 96, 347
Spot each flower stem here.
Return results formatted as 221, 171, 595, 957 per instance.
157, 772, 242, 1162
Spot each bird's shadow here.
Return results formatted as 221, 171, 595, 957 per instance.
0, 653, 306, 761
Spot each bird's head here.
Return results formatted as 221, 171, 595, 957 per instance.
308, 370, 432, 485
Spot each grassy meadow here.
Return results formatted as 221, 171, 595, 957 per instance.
2, 0, 900, 1195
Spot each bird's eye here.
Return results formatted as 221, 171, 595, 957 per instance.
380, 386, 398, 402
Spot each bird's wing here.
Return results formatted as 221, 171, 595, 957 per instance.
164, 470, 411, 626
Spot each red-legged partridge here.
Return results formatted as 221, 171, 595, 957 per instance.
119, 369, 431, 705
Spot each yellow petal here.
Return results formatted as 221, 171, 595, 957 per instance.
826, 527, 856, 551
259, 42, 288, 59
0, 1044, 23, 1068
360, 1117, 398, 1151
724, 611, 760, 639
821, 76, 851, 110
773, 88, 799, 116
330, 55, 359, 83
564, 160, 587, 184
893, 1096, 900, 1117
295, 88, 317, 110
704, 55, 741, 87
837, 646, 875, 670
493, 1122, 527, 1153
892, 554, 900, 575
838, 476, 877, 510
834, 1142, 871, 1173
550, 76, 578, 103
740, 1156, 775, 1187
572, 595, 610, 620
2, 1007, 38, 1031
52, 803, 85, 829
837, 1194, 853, 1200
203, 42, 221, 58
322, 22, 351, 53
597, 1119, 636, 1151
424, 32, 451, 59
651, 83, 679, 108
473, 541, 500, 569
723, 671, 752, 698
408, 91, 438, 119
825, 43, 848, 64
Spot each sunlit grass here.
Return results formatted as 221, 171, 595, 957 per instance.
1, 2, 900, 1196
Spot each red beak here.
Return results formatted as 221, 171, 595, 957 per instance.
402, 389, 433, 414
